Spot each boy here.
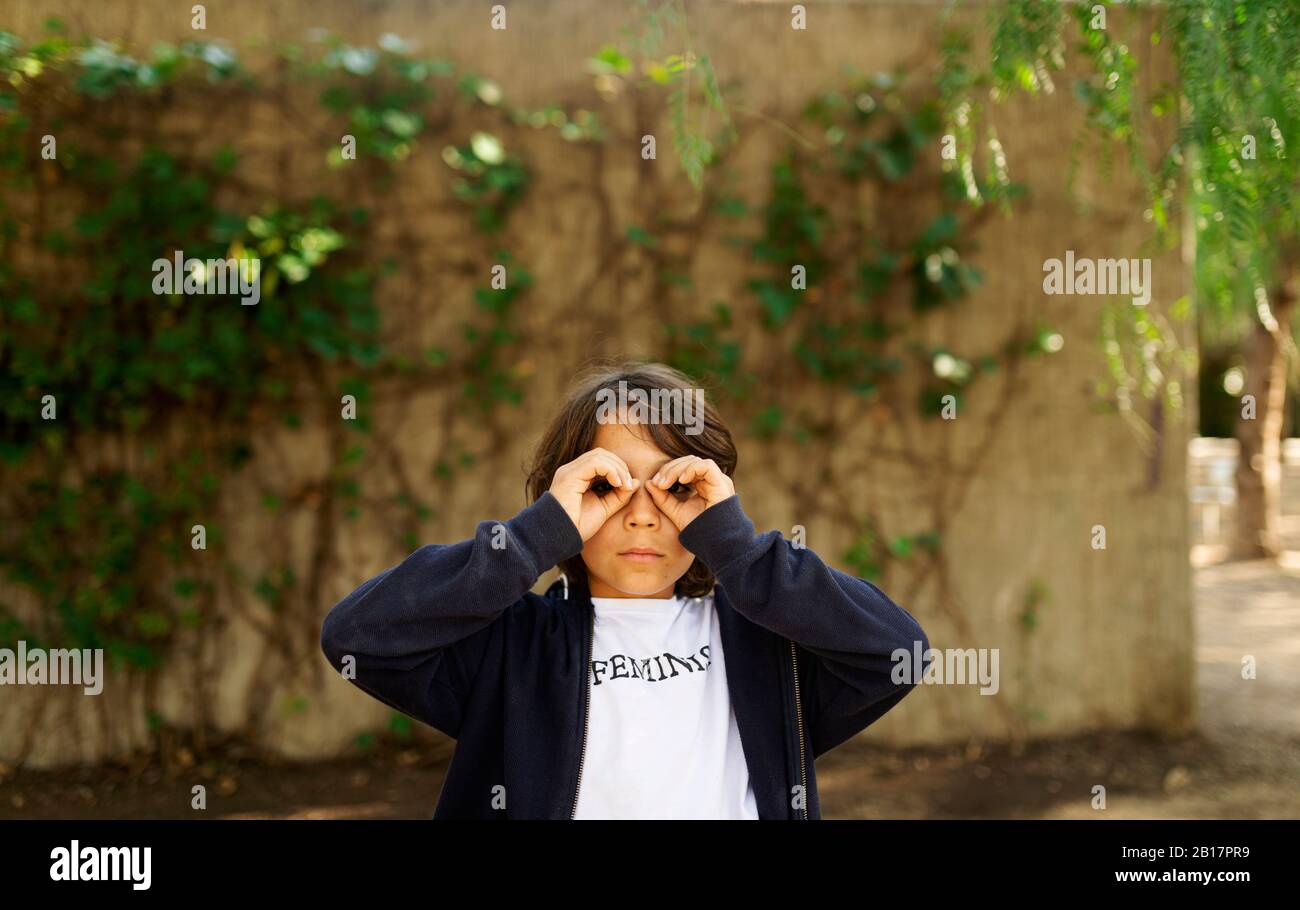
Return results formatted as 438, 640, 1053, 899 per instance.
320, 361, 930, 819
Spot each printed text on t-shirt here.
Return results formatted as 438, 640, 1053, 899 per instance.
591, 645, 712, 685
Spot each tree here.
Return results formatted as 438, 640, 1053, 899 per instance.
973, 0, 1300, 559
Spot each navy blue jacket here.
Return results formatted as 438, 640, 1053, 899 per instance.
319, 490, 930, 819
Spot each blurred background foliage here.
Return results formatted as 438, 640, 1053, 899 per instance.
976, 0, 1300, 556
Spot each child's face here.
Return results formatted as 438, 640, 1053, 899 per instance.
580, 420, 697, 599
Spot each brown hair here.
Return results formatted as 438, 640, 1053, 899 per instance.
524, 360, 738, 598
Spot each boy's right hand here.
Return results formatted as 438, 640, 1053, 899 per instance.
549, 447, 640, 541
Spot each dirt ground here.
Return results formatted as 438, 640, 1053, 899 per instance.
2, 556, 1297, 820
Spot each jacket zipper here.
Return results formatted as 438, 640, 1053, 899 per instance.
570, 604, 594, 819
789, 639, 808, 820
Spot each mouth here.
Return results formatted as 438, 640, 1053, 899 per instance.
619, 548, 664, 562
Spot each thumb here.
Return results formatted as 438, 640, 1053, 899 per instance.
606, 477, 640, 512
644, 478, 674, 512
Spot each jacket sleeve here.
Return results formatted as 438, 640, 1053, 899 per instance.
677, 493, 931, 758
319, 490, 585, 738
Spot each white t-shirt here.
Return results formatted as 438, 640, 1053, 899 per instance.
573, 591, 760, 819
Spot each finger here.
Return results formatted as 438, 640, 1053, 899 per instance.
654, 456, 696, 487
595, 448, 633, 488
606, 480, 637, 513
647, 477, 678, 505
694, 458, 720, 480
674, 458, 704, 488
651, 457, 677, 487
608, 469, 629, 492
688, 458, 722, 487
644, 479, 677, 515
595, 450, 634, 490
646, 479, 694, 528
594, 454, 627, 489
603, 456, 623, 487
598, 458, 642, 503
573, 450, 606, 484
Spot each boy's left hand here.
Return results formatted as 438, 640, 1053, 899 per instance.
646, 456, 736, 531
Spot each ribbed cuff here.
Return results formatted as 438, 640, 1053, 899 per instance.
676, 493, 756, 575
504, 490, 586, 575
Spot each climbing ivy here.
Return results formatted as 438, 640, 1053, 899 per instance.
0, 11, 1060, 754
0, 24, 574, 674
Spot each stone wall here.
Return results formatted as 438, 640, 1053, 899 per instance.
0, 0, 1194, 768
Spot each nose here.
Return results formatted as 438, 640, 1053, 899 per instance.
622, 481, 660, 528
